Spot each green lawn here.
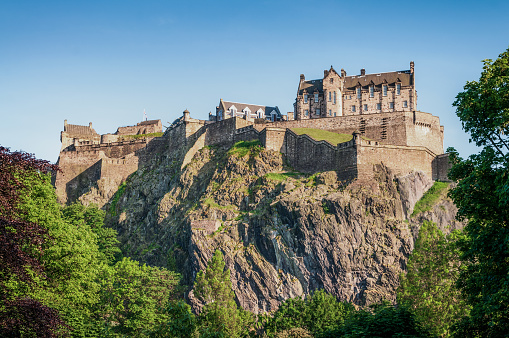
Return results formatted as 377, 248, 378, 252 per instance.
291, 128, 353, 145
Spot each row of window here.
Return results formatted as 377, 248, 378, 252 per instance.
351, 100, 408, 112
357, 84, 402, 98
305, 84, 404, 104
303, 109, 339, 117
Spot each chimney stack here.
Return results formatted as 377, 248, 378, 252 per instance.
410, 61, 415, 73
324, 70, 329, 77
341, 69, 346, 77
300, 74, 305, 81
360, 68, 366, 76
89, 122, 93, 128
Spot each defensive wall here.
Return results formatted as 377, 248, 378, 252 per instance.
54, 109, 449, 206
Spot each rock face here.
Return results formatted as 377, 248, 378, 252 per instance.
93, 142, 462, 314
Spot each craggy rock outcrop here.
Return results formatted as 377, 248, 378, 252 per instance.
95, 143, 462, 314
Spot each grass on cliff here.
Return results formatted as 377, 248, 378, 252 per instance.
264, 172, 302, 182
411, 181, 450, 217
109, 181, 127, 215
119, 132, 164, 140
227, 140, 262, 157
291, 128, 352, 145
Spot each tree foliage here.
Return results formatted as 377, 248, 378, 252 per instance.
448, 47, 509, 336
0, 146, 67, 337
194, 249, 254, 337
398, 221, 469, 336
264, 289, 354, 337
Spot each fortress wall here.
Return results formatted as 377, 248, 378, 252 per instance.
432, 153, 451, 181
116, 120, 162, 135
259, 112, 410, 146
262, 127, 286, 152
284, 130, 358, 178
405, 111, 444, 155
234, 126, 260, 143
357, 141, 436, 179
54, 150, 103, 204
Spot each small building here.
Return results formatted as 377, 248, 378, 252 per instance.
211, 98, 283, 122
294, 62, 417, 120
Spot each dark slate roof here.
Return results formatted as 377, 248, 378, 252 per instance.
298, 79, 323, 95
344, 70, 413, 90
298, 69, 413, 94
138, 119, 160, 126
221, 101, 280, 115
64, 124, 98, 135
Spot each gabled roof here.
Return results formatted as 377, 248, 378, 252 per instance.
344, 70, 412, 90
220, 100, 280, 115
298, 79, 324, 95
64, 124, 98, 135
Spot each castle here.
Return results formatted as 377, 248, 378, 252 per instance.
53, 62, 450, 206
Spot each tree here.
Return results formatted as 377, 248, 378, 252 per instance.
193, 249, 254, 337
264, 289, 354, 337
0, 146, 67, 337
398, 221, 469, 336
321, 301, 432, 338
449, 46, 509, 336
94, 257, 180, 336
153, 300, 197, 338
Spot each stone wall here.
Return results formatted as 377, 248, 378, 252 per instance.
256, 111, 443, 155
116, 120, 162, 135
190, 220, 221, 234
432, 153, 451, 181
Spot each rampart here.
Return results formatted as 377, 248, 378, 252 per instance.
54, 109, 449, 206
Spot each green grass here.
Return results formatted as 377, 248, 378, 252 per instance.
291, 128, 353, 145
264, 172, 302, 182
411, 181, 450, 217
203, 197, 237, 210
227, 140, 262, 157
119, 132, 164, 140
109, 181, 127, 215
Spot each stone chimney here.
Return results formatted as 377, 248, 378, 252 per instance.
89, 122, 93, 128
183, 109, 190, 121
324, 70, 329, 78
410, 61, 415, 73
64, 119, 68, 130
360, 68, 366, 76
300, 74, 305, 81
341, 69, 346, 77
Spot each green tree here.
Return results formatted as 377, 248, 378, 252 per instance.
194, 249, 254, 337
321, 301, 432, 338
94, 257, 180, 337
264, 289, 354, 337
62, 202, 121, 264
398, 221, 469, 337
154, 300, 197, 338
448, 46, 509, 336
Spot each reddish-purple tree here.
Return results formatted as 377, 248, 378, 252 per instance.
0, 146, 67, 337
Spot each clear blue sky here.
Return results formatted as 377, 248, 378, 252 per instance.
1, 0, 508, 163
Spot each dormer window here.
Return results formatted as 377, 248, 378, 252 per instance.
256, 109, 264, 118
370, 86, 374, 98
314, 93, 319, 103
357, 87, 361, 99
229, 106, 237, 115
397, 84, 401, 95
243, 107, 251, 115
304, 94, 308, 103
383, 85, 388, 97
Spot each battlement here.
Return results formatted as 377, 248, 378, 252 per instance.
54, 104, 448, 207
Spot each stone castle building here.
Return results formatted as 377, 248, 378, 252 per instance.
212, 98, 284, 121
53, 62, 450, 208
294, 62, 416, 120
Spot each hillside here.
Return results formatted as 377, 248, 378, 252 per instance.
91, 140, 463, 314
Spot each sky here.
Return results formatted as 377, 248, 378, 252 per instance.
1, 0, 508, 163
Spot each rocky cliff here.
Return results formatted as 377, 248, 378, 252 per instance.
91, 140, 462, 314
